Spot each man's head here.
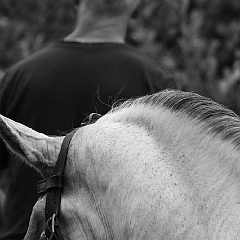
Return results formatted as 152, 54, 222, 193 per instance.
75, 0, 141, 17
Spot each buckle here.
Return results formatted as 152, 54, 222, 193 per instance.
44, 214, 63, 240
39, 231, 46, 240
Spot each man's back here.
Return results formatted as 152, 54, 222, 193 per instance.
1, 41, 174, 132
0, 41, 176, 239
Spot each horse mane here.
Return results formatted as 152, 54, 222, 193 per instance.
109, 89, 240, 149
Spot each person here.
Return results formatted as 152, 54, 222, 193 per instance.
0, 0, 177, 239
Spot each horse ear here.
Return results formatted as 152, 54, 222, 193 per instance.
0, 115, 63, 175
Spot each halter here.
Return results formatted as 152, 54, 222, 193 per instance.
37, 113, 102, 240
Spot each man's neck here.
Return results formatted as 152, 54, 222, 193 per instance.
65, 15, 128, 44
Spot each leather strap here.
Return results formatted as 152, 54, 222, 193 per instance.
48, 129, 76, 221
37, 113, 102, 240
37, 175, 64, 196
37, 129, 77, 239
81, 113, 102, 127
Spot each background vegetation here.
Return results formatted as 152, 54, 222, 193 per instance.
1, 0, 240, 114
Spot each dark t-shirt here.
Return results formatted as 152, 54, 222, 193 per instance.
0, 41, 176, 239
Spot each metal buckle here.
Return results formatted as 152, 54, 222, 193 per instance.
40, 213, 61, 240
39, 231, 46, 240
51, 214, 56, 233
45, 214, 56, 238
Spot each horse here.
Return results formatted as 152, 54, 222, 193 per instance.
1, 89, 240, 240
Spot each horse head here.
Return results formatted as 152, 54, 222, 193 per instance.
1, 90, 240, 240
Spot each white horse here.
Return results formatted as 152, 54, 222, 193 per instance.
1, 89, 240, 240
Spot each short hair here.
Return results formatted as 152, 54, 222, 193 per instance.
84, 0, 141, 17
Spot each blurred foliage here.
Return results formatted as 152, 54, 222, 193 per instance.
0, 0, 240, 113
0, 0, 75, 69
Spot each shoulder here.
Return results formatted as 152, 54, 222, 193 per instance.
2, 43, 57, 82
119, 44, 178, 90
115, 44, 169, 77
115, 44, 157, 64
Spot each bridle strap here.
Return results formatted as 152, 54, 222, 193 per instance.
37, 129, 77, 240
37, 113, 102, 240
45, 129, 78, 219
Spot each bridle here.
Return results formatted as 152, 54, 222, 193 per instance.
37, 113, 102, 240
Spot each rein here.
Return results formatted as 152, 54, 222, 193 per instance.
37, 113, 102, 240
